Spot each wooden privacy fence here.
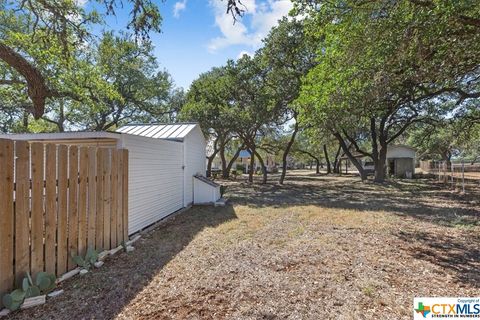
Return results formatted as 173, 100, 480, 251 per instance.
0, 139, 128, 302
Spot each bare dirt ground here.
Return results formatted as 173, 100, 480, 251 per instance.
7, 171, 480, 320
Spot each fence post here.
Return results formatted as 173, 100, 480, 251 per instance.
68, 146, 79, 270
0, 139, 14, 304
450, 162, 454, 188
31, 142, 45, 275
45, 144, 57, 275
438, 161, 441, 182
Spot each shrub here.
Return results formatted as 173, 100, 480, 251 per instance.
236, 164, 245, 173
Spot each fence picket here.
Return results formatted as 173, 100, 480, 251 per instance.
31, 142, 45, 275
96, 148, 105, 250
45, 144, 57, 275
68, 146, 79, 270
0, 139, 14, 303
103, 149, 112, 250
14, 141, 30, 284
57, 145, 69, 276
110, 150, 118, 248
87, 147, 97, 249
78, 147, 88, 257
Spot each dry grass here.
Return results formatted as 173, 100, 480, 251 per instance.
8, 171, 480, 320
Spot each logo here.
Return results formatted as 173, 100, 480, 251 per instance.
415, 302, 431, 318
413, 298, 480, 319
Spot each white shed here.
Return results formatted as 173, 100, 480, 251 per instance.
116, 123, 207, 208
0, 123, 208, 235
386, 145, 416, 178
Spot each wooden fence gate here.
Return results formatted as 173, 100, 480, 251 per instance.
0, 139, 128, 304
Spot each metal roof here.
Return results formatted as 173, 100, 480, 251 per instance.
239, 150, 252, 158
116, 123, 198, 141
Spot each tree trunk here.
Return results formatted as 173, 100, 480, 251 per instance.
219, 145, 227, 177
22, 111, 29, 131
225, 144, 245, 177
253, 149, 267, 184
441, 151, 452, 169
316, 159, 320, 174
206, 151, 218, 177
58, 102, 65, 132
323, 144, 331, 174
279, 117, 299, 185
206, 137, 220, 178
373, 145, 387, 183
371, 117, 388, 183
333, 132, 367, 181
332, 146, 341, 174
248, 147, 255, 183
207, 156, 213, 177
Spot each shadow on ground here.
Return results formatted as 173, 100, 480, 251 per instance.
225, 173, 480, 228
224, 172, 480, 289
397, 229, 480, 287
7, 206, 238, 320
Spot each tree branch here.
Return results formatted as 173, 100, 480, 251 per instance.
0, 42, 53, 119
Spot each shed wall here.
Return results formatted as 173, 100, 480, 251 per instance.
193, 179, 220, 204
386, 146, 416, 159
394, 158, 415, 178
183, 126, 207, 206
119, 134, 184, 234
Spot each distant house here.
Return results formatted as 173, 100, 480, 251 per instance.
235, 149, 277, 173
385, 145, 416, 178
342, 145, 416, 178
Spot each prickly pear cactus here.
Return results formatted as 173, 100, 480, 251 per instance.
35, 272, 56, 293
2, 289, 26, 311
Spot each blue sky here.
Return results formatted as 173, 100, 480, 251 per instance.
96, 0, 293, 89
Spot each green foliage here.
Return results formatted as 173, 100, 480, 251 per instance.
236, 164, 246, 173
72, 247, 99, 270
292, 0, 480, 181
2, 272, 56, 311
120, 240, 128, 252
34, 272, 56, 293
1, 31, 178, 132
2, 289, 24, 311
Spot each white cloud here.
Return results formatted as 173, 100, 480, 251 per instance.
208, 0, 292, 52
237, 50, 254, 59
173, 0, 187, 18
